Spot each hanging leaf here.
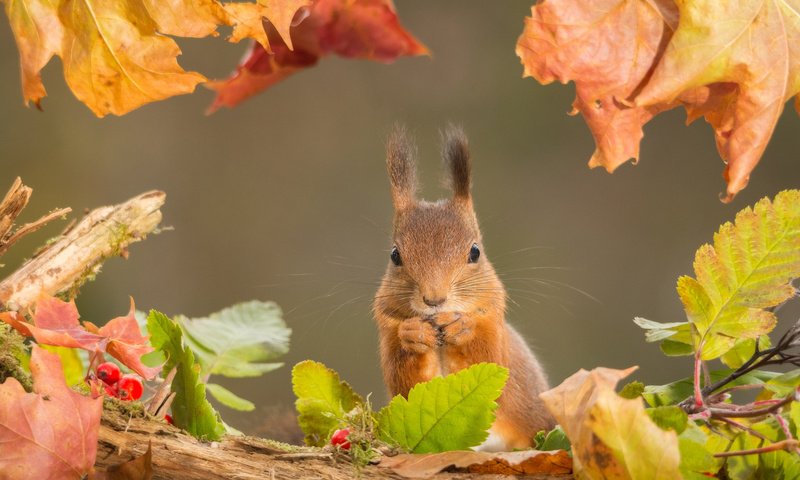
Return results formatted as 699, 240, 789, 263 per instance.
377, 363, 508, 453
206, 382, 256, 412
0, 346, 102, 479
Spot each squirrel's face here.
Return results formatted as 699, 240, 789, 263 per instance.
387, 201, 498, 316
376, 125, 506, 318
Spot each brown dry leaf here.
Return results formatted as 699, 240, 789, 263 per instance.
141, 0, 228, 38
378, 450, 572, 479
0, 346, 103, 479
106, 441, 153, 480
540, 366, 681, 480
636, 0, 800, 201
516, 0, 679, 172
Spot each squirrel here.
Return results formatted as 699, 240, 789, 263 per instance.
373, 125, 555, 451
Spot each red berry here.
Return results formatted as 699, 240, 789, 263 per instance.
164, 414, 173, 425
330, 428, 351, 450
117, 374, 143, 401
103, 382, 119, 398
96, 362, 121, 385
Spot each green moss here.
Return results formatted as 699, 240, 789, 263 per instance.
0, 323, 32, 391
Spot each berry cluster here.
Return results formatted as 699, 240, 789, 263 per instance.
96, 362, 143, 401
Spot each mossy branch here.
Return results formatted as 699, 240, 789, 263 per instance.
0, 190, 166, 311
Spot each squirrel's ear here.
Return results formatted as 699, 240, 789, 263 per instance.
442, 124, 471, 204
386, 124, 418, 211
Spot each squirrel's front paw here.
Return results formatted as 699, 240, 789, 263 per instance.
398, 317, 438, 353
434, 312, 476, 346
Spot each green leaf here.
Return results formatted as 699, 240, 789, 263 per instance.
678, 190, 800, 360
633, 318, 695, 356
646, 406, 688, 434
537, 425, 571, 452
643, 369, 779, 407
763, 369, 800, 398
751, 419, 800, 479
720, 335, 771, 368
377, 363, 508, 453
178, 301, 290, 378
618, 380, 645, 399
40, 345, 84, 386
147, 310, 226, 441
292, 360, 363, 447
678, 423, 719, 480
206, 383, 256, 411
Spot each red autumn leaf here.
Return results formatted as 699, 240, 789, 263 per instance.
379, 450, 573, 479
0, 346, 103, 479
207, 0, 428, 112
0, 295, 161, 380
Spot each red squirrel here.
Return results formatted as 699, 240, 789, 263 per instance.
373, 125, 554, 451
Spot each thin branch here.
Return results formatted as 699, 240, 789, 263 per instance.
714, 439, 799, 458
709, 392, 797, 419
0, 178, 70, 257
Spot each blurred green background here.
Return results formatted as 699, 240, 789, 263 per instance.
1, 1, 798, 438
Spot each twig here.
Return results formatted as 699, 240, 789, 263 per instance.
0, 178, 71, 257
716, 417, 768, 441
709, 391, 797, 419
714, 439, 799, 458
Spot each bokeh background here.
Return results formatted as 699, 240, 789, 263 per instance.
1, 1, 798, 438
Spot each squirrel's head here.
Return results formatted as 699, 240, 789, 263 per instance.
376, 125, 505, 318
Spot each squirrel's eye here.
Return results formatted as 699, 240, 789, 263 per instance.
468, 243, 480, 263
390, 246, 402, 266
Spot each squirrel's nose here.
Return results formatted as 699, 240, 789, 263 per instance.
423, 296, 446, 307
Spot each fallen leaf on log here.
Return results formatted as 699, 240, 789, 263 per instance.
0, 346, 103, 479
91, 441, 153, 480
378, 449, 573, 478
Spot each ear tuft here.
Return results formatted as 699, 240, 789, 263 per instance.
386, 124, 418, 210
441, 124, 471, 201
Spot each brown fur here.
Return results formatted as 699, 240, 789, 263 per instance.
374, 126, 554, 450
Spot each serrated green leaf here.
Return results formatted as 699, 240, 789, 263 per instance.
377, 363, 508, 453
618, 380, 645, 399
763, 369, 800, 398
292, 360, 363, 446
678, 423, 719, 480
679, 190, 800, 360
206, 383, 256, 412
40, 345, 84, 386
660, 338, 695, 356
178, 301, 290, 378
538, 425, 571, 452
643, 369, 779, 407
147, 310, 226, 441
646, 406, 688, 434
721, 335, 772, 368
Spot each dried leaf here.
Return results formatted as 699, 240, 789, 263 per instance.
541, 366, 682, 479
516, 0, 679, 171
517, 0, 800, 201
636, 0, 800, 201
0, 294, 161, 379
105, 441, 153, 480
0, 346, 103, 479
208, 0, 428, 111
379, 450, 572, 479
224, 0, 310, 51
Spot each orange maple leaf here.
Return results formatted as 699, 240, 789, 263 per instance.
636, 0, 800, 201
0, 294, 161, 379
0, 346, 103, 479
517, 0, 800, 201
